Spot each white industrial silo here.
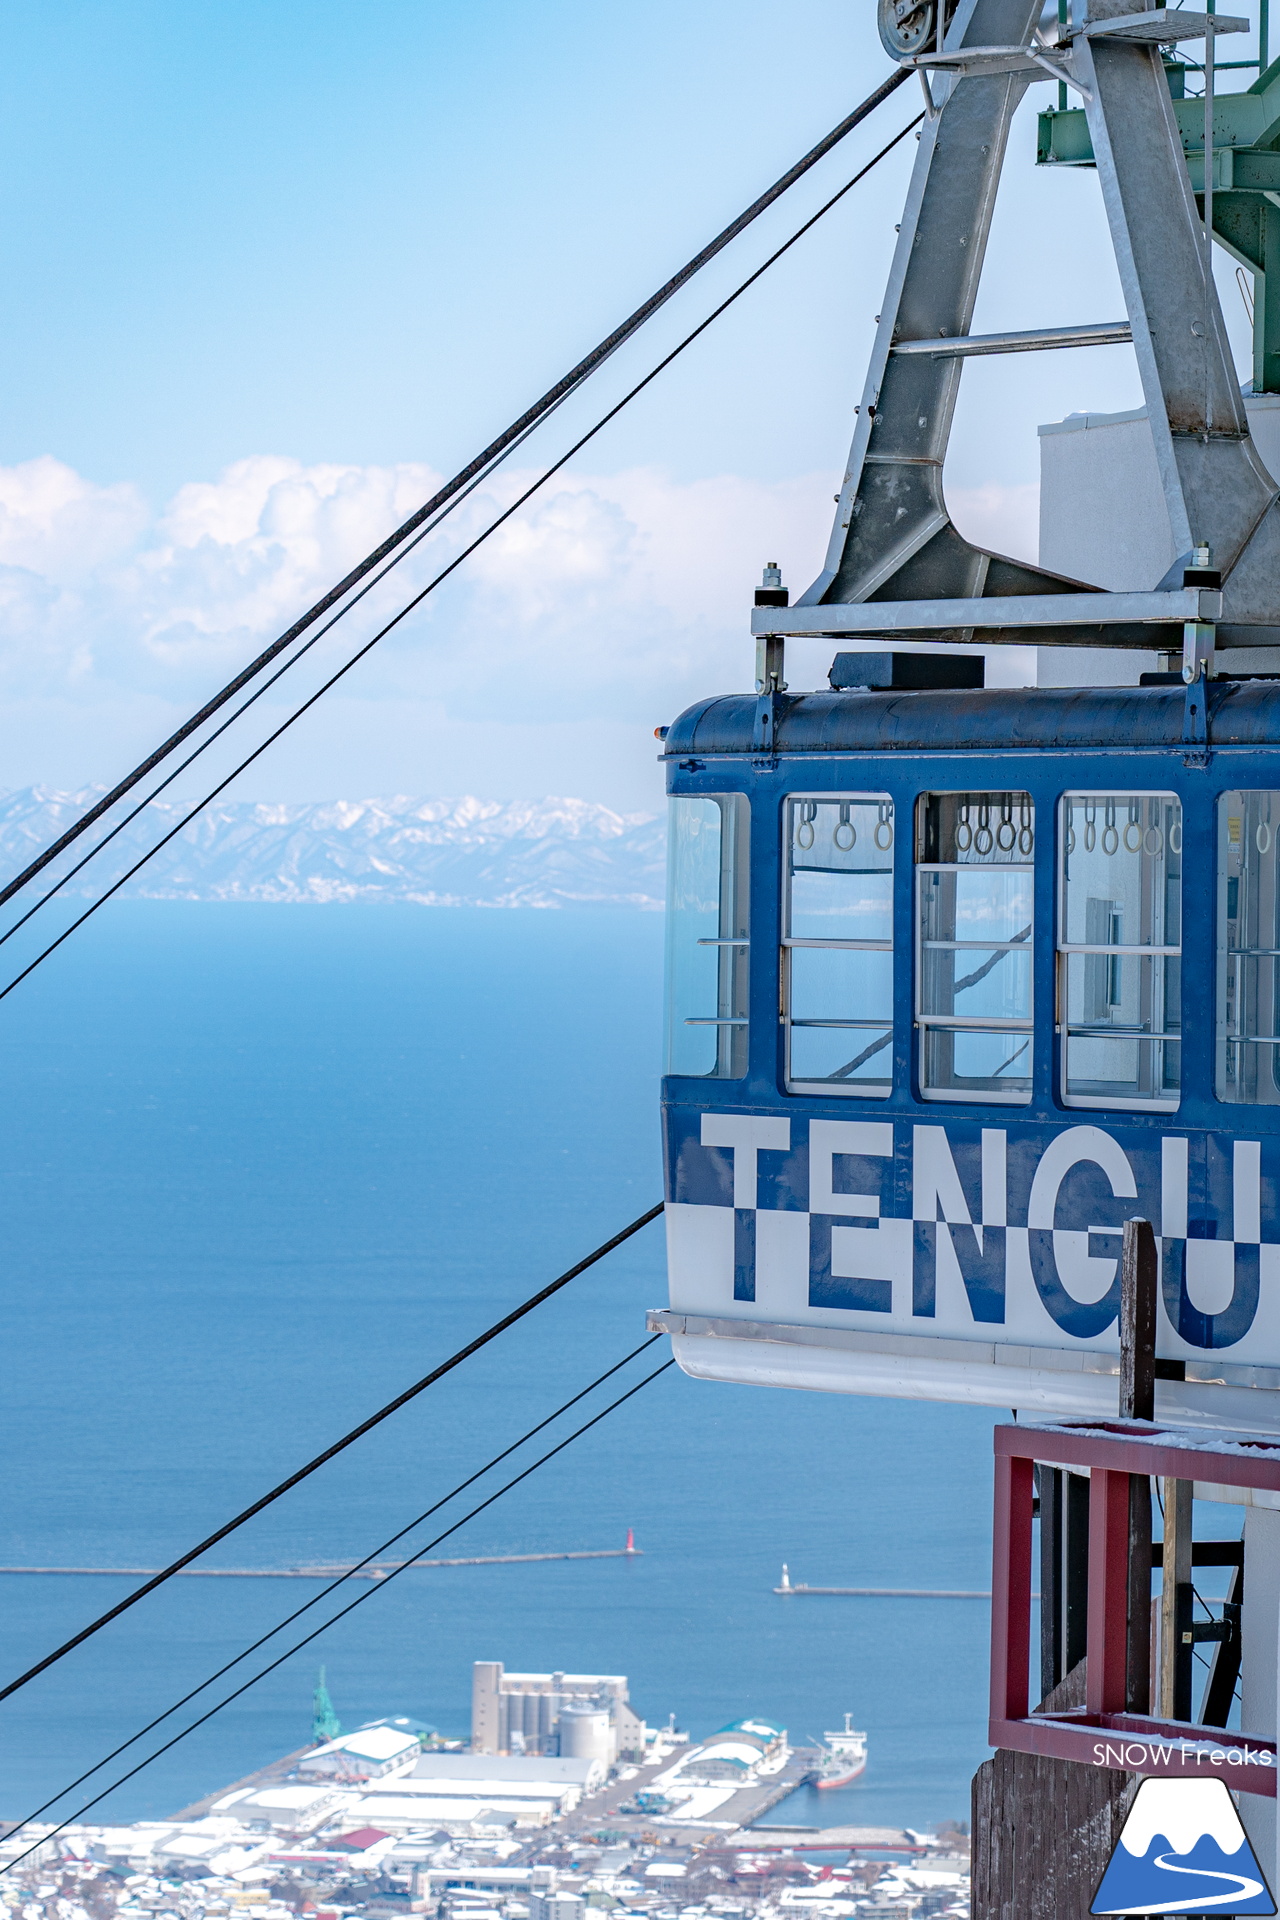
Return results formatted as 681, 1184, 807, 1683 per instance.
557, 1703, 612, 1764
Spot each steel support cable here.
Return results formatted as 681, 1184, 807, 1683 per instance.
0, 1334, 663, 1844
0, 79, 913, 951
0, 347, 647, 950
0, 1356, 677, 1873
0, 432, 547, 954
0, 67, 909, 918
0, 110, 923, 1004
0, 1203, 663, 1708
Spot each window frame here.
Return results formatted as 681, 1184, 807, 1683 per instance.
1056, 788, 1182, 1114
780, 789, 895, 1100
913, 789, 1036, 1107
1215, 789, 1280, 1105
664, 791, 750, 1081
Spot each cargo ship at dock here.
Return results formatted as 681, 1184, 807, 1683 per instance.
813, 1715, 867, 1790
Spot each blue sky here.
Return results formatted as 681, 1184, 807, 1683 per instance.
0, 0, 1258, 810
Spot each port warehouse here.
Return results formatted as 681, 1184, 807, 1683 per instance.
242, 1754, 605, 1835
275, 1701, 792, 1835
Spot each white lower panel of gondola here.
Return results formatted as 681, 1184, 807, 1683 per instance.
646, 1307, 1280, 1439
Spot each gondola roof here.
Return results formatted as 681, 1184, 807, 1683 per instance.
663, 680, 1280, 758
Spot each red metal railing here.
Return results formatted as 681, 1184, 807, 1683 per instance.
989, 1419, 1280, 1795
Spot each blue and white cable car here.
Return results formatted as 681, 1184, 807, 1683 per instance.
654, 659, 1280, 1428
650, 0, 1280, 1433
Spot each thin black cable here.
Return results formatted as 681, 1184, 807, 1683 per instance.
0, 356, 635, 950
3, 1335, 662, 1838
0, 69, 908, 917
0, 431, 546, 951
0, 1203, 662, 1708
0, 111, 922, 999
1, 95, 916, 950
0, 1358, 677, 1870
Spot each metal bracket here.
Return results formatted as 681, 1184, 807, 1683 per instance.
1182, 691, 1211, 765
1181, 622, 1214, 764
1182, 716, 1212, 766
1181, 618, 1216, 684
752, 691, 780, 756
1026, 47, 1089, 97
906, 42, 1066, 74
754, 633, 787, 695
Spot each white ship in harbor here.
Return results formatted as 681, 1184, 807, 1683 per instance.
814, 1713, 867, 1789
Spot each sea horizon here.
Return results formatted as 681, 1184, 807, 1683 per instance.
0, 900, 994, 1831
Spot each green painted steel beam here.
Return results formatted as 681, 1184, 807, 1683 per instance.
1036, 56, 1280, 387
1036, 94, 1273, 165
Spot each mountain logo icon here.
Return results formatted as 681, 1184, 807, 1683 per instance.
1092, 1777, 1276, 1915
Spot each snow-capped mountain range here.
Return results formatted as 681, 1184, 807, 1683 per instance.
0, 790, 666, 909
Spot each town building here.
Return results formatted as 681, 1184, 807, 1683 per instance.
528, 1892, 587, 1920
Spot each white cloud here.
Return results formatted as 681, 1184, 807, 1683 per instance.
0, 451, 831, 708
0, 452, 1044, 808
0, 456, 147, 583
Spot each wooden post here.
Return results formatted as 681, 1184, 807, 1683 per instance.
1119, 1217, 1157, 1422
1120, 1218, 1156, 1712
1125, 1212, 1192, 1722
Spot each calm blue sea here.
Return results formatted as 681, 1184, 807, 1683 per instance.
0, 904, 998, 1834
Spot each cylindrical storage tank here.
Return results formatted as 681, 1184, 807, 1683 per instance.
558, 1704, 611, 1763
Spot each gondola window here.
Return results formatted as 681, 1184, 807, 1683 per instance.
1059, 792, 1181, 1110
783, 794, 894, 1097
664, 795, 750, 1078
1218, 790, 1280, 1104
915, 792, 1034, 1104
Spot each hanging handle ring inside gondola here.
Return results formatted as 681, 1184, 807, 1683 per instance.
874, 802, 893, 851
1102, 798, 1119, 856
974, 801, 993, 857
835, 801, 856, 852
955, 801, 972, 853
1018, 796, 1034, 857
1084, 799, 1096, 852
797, 800, 817, 851
996, 799, 1016, 853
1124, 800, 1143, 854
